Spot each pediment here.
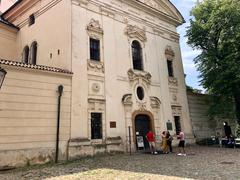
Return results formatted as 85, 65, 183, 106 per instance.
137, 0, 184, 24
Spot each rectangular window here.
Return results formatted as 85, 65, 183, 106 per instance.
174, 116, 181, 135
91, 113, 102, 139
167, 60, 174, 77
90, 38, 100, 61
29, 14, 35, 26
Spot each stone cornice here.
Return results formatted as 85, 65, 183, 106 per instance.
2, 0, 40, 22
84, 0, 180, 42
126, 0, 184, 26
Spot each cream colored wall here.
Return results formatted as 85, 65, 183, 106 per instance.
13, 0, 71, 70
0, 65, 71, 166
0, 23, 17, 60
71, 0, 194, 145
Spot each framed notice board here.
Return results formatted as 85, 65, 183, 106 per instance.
136, 136, 144, 148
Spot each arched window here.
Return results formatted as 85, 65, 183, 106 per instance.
132, 40, 143, 70
30, 41, 37, 65
167, 59, 174, 77
22, 46, 29, 64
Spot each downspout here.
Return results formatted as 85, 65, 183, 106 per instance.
55, 85, 63, 163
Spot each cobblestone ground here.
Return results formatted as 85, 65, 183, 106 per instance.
0, 146, 240, 180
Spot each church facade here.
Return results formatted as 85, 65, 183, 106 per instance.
0, 0, 194, 167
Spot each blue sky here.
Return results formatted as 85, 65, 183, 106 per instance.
170, 0, 203, 90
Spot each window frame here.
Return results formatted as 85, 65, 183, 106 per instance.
167, 59, 174, 77
30, 41, 38, 65
91, 112, 102, 140
22, 46, 29, 64
89, 38, 100, 61
131, 40, 143, 71
29, 14, 35, 26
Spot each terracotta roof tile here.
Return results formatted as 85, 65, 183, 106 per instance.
0, 59, 73, 75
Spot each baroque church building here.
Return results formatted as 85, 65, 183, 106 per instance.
0, 0, 194, 166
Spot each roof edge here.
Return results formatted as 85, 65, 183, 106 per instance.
1, 0, 23, 18
168, 0, 186, 24
0, 59, 73, 75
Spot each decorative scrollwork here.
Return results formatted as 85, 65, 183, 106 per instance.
150, 96, 161, 109
87, 18, 103, 35
125, 25, 147, 42
87, 60, 104, 73
127, 69, 151, 85
168, 77, 178, 86
122, 94, 133, 106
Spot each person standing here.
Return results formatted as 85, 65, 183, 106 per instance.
177, 130, 186, 156
223, 122, 232, 139
161, 131, 168, 154
146, 130, 157, 154
223, 122, 234, 148
166, 131, 173, 153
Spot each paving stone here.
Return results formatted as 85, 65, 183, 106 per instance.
0, 146, 239, 180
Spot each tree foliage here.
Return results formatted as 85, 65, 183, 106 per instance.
186, 0, 240, 125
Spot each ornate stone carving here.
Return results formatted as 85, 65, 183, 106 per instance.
165, 46, 175, 59
168, 77, 178, 86
92, 83, 100, 92
138, 101, 147, 111
139, 0, 160, 10
125, 25, 147, 42
127, 69, 151, 85
122, 94, 133, 106
150, 96, 161, 109
171, 106, 182, 116
172, 94, 177, 102
87, 18, 103, 35
87, 60, 104, 73
88, 98, 105, 111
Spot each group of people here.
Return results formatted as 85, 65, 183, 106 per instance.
146, 130, 186, 156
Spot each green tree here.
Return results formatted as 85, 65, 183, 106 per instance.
186, 0, 240, 127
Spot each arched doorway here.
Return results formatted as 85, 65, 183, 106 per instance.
134, 114, 152, 150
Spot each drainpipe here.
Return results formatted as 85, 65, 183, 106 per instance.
55, 85, 63, 163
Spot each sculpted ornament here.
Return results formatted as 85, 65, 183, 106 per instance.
172, 94, 177, 102
168, 76, 178, 86
165, 46, 175, 59
122, 94, 133, 106
87, 19, 103, 35
138, 101, 147, 111
171, 106, 182, 116
140, 0, 160, 9
150, 96, 161, 109
87, 60, 104, 73
127, 69, 151, 85
125, 25, 147, 42
92, 83, 100, 92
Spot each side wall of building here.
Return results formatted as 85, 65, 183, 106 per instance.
0, 23, 17, 60
0, 65, 72, 167
187, 91, 236, 141
12, 0, 72, 70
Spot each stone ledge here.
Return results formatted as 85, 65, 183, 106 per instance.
106, 136, 122, 145
69, 138, 91, 146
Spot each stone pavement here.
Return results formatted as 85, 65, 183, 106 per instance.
0, 146, 240, 180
